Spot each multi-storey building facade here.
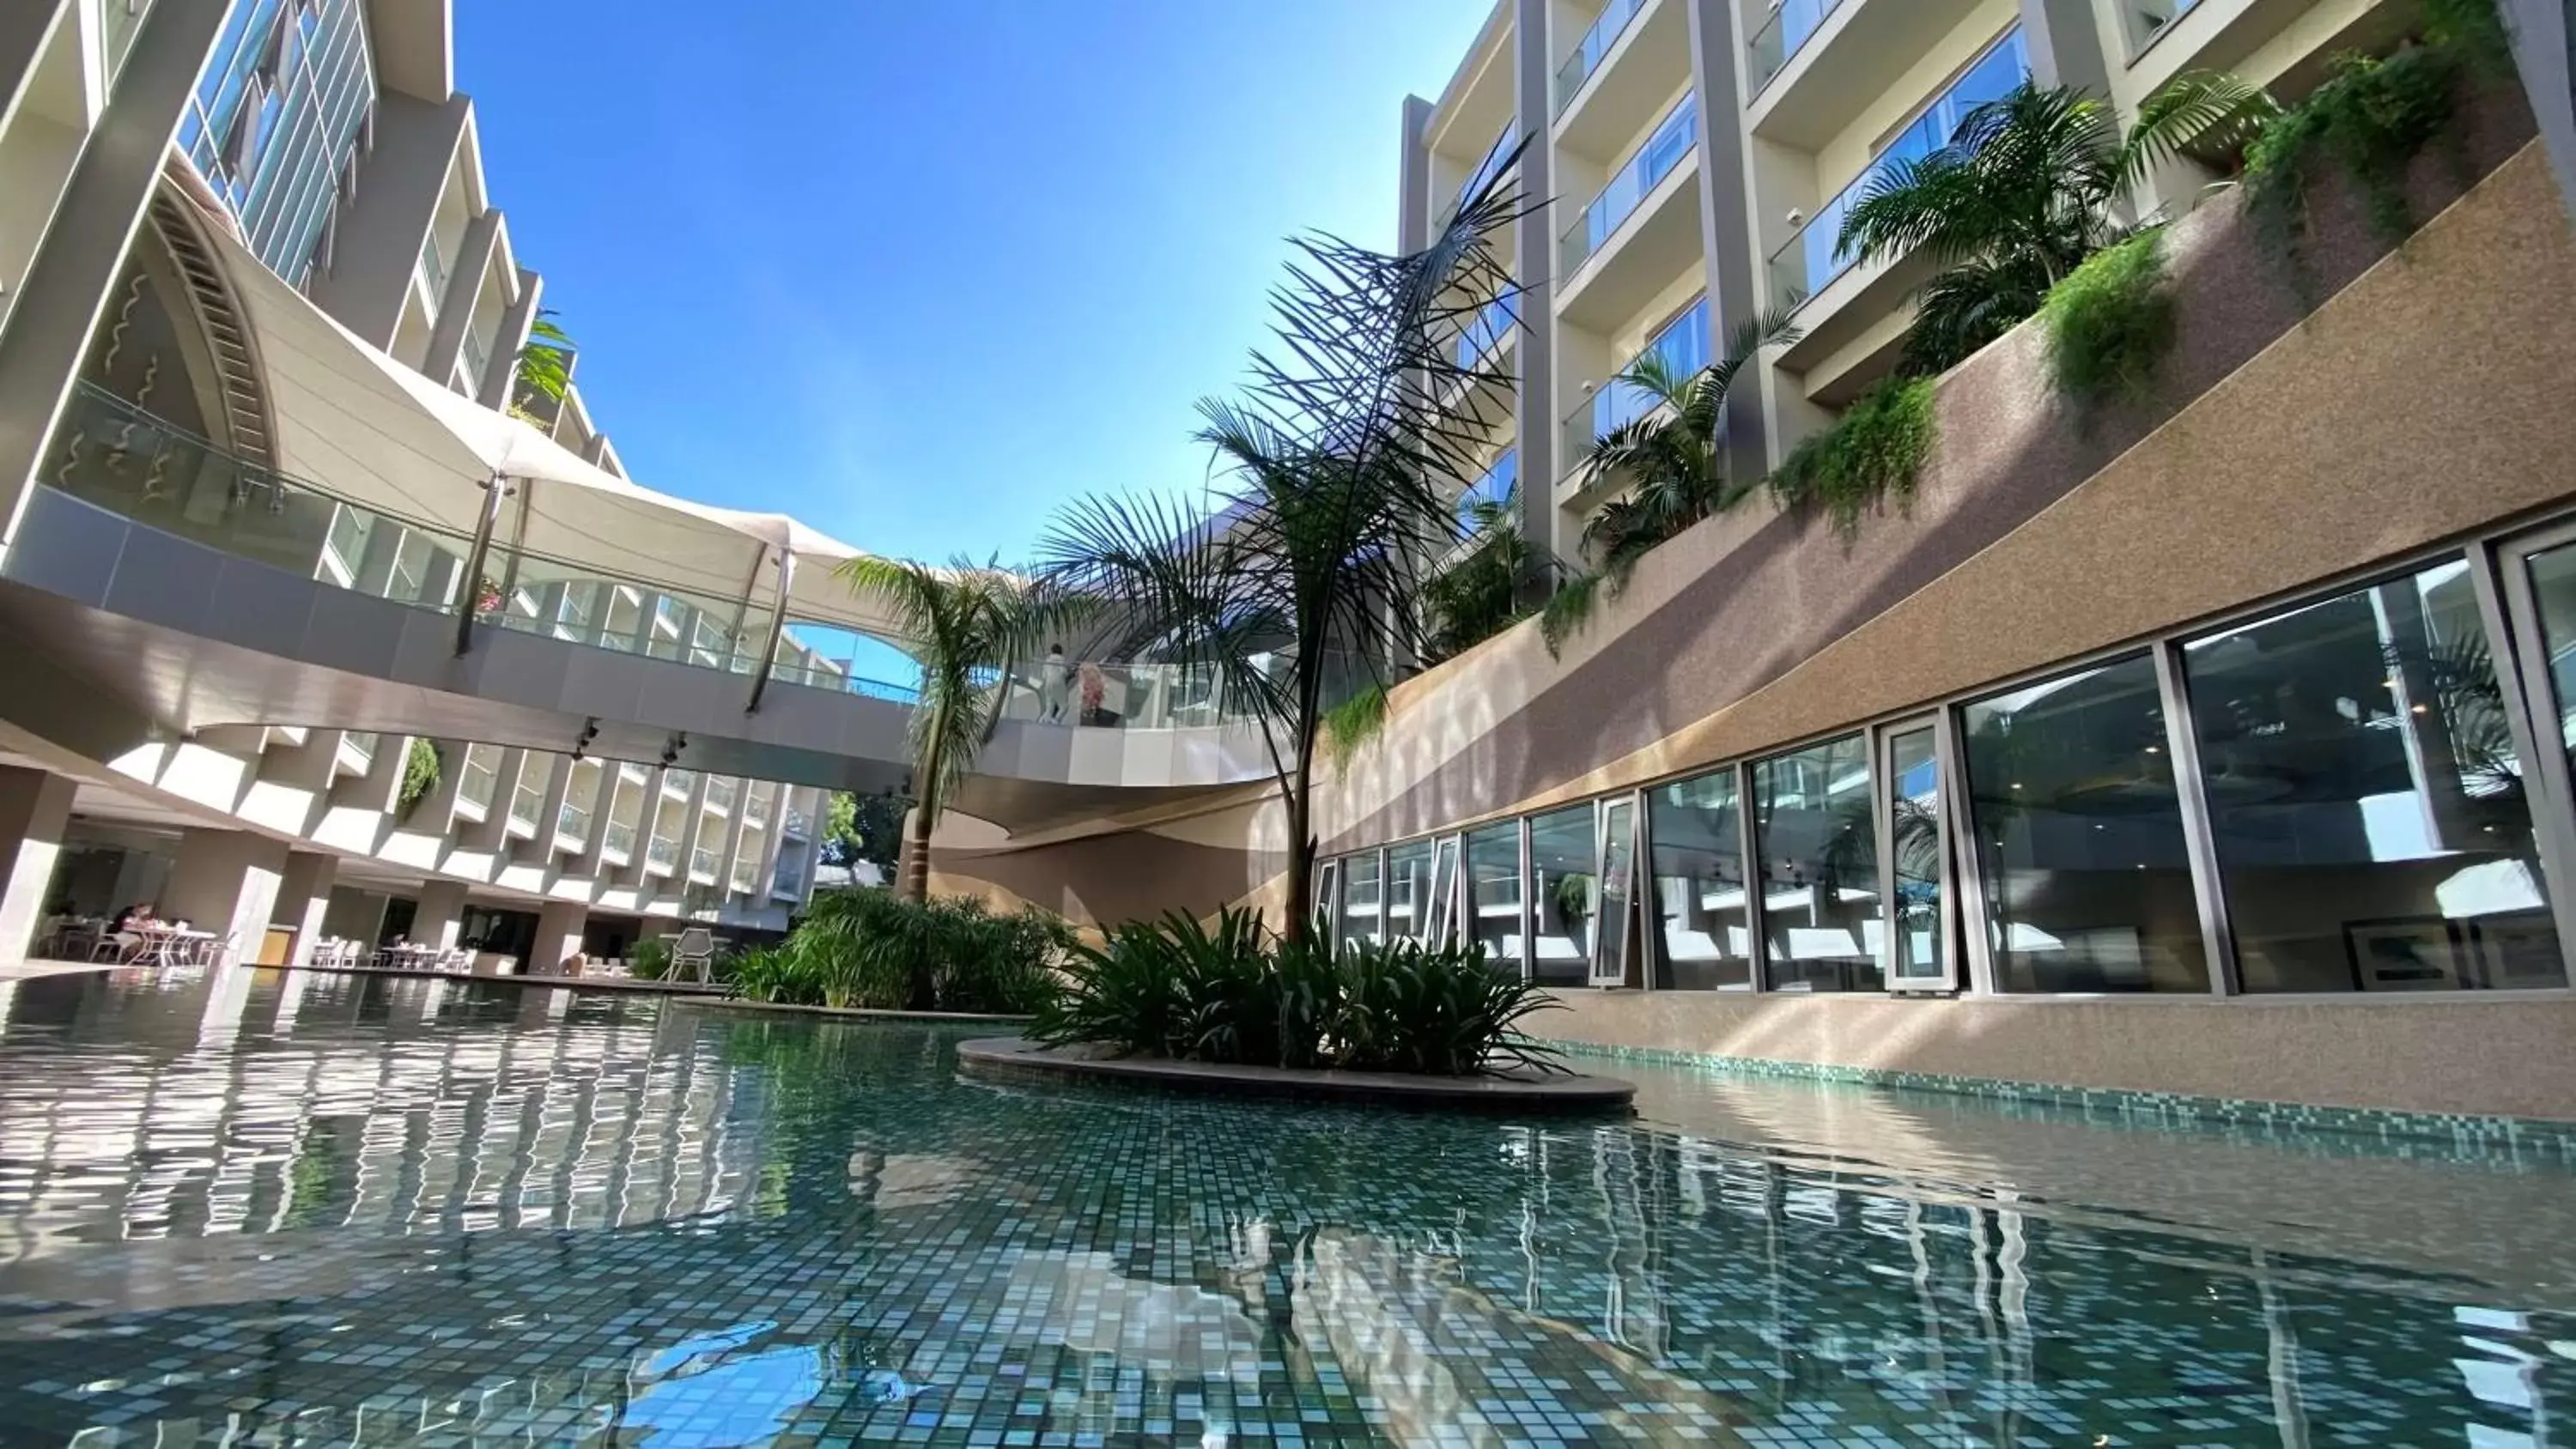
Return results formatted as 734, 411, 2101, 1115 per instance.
925, 0, 2576, 1124
0, 0, 847, 967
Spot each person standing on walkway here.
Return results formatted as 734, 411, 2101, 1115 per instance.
1041, 644, 1071, 722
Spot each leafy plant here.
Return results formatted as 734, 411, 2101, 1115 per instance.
735, 889, 1066, 1012
1422, 492, 1541, 662
513, 310, 575, 409
835, 558, 1087, 900
1320, 684, 1389, 779
630, 937, 672, 981
1552, 871, 1594, 931
1577, 308, 1801, 573
1030, 905, 1564, 1077
722, 943, 798, 1001
2040, 228, 2178, 407
1537, 569, 1604, 659
1767, 378, 1937, 539
1036, 145, 1526, 945
1841, 76, 2272, 376
2243, 43, 2470, 294
396, 737, 442, 819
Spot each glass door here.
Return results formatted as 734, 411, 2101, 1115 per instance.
1593, 797, 1642, 986
2491, 526, 2576, 958
1880, 717, 1955, 989
1425, 834, 1462, 947
1313, 858, 1341, 944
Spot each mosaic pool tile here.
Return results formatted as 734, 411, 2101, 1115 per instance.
0, 969, 2566, 1446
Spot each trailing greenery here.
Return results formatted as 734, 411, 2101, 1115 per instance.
1537, 568, 1605, 658
2242, 42, 2471, 293
1766, 378, 1937, 539
1576, 309, 1801, 569
729, 888, 1067, 1013
629, 937, 673, 981
396, 737, 441, 819
2040, 229, 2178, 407
1319, 684, 1389, 779
1030, 906, 1563, 1076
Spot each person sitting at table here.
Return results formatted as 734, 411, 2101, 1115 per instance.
108, 902, 159, 962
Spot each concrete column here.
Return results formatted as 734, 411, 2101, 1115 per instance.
163, 828, 291, 961
531, 898, 586, 975
571, 762, 621, 876
676, 770, 714, 885
465, 747, 528, 850
307, 92, 469, 349
0, 0, 67, 135
1686, 0, 1776, 483
478, 266, 544, 410
422, 208, 500, 391
272, 852, 337, 967
531, 751, 574, 858
1397, 95, 1434, 256
2505, 0, 2576, 223
411, 878, 469, 953
2019, 0, 2112, 99
713, 778, 752, 903
0, 0, 234, 551
617, 767, 668, 890
1509, 0, 1563, 570
0, 766, 76, 960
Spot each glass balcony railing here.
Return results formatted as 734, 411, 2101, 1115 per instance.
662, 768, 696, 797
605, 820, 635, 858
415, 228, 449, 314
340, 731, 379, 770
765, 656, 924, 704
772, 854, 807, 897
705, 777, 736, 812
459, 747, 500, 809
2123, 0, 2202, 54
1456, 450, 1518, 530
1442, 123, 1519, 225
509, 777, 543, 828
781, 809, 812, 841
1454, 295, 1518, 372
744, 790, 772, 828
1748, 0, 1849, 91
1560, 94, 1697, 279
1555, 0, 1648, 112
459, 326, 493, 391
556, 800, 592, 842
732, 857, 759, 893
1766, 29, 2027, 307
1562, 297, 1711, 474
647, 837, 678, 871
690, 846, 719, 880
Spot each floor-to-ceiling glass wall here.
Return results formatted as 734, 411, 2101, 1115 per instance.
1884, 723, 1947, 985
1465, 822, 1524, 973
1959, 654, 2208, 991
2187, 562, 2562, 990
1751, 734, 1881, 991
1646, 768, 1754, 990
1385, 840, 1437, 945
1526, 805, 1595, 985
1334, 851, 1384, 950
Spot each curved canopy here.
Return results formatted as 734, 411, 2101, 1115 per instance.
193, 187, 913, 643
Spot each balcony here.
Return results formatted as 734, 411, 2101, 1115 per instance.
1454, 295, 1519, 373
1765, 27, 2027, 318
1553, 0, 1690, 167
556, 799, 591, 846
459, 325, 493, 395
1558, 99, 1704, 332
1554, 0, 1646, 113
414, 228, 448, 318
1748, 0, 1990, 152
732, 856, 759, 893
647, 836, 678, 874
662, 768, 696, 797
690, 846, 719, 882
781, 808, 811, 841
458, 745, 500, 812
1748, 0, 1848, 94
2123, 0, 2203, 57
508, 775, 543, 834
1438, 122, 1518, 227
706, 777, 736, 812
1457, 449, 1518, 530
604, 820, 635, 862
1558, 297, 1710, 501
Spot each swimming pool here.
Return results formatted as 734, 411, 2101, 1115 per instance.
0, 968, 2566, 1446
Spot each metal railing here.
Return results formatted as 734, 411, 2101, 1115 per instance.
605, 820, 636, 858
556, 800, 592, 842
1554, 0, 1647, 112
705, 777, 736, 812
1560, 94, 1696, 279
690, 846, 719, 880
509, 776, 543, 828
1765, 29, 2026, 307
647, 836, 678, 871
459, 746, 500, 809
415, 227, 448, 313
1748, 0, 1848, 91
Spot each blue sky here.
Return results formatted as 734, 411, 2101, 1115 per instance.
455, 1, 1492, 573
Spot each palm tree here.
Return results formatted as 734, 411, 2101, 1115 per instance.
1839, 76, 2274, 375
513, 310, 576, 415
834, 557, 1083, 900
1038, 154, 1524, 945
1577, 306, 1801, 573
1422, 488, 1541, 663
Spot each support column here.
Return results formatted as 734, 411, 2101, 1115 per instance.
617, 767, 668, 891
0, 766, 76, 960
1686, 0, 1776, 482
714, 778, 752, 904
0, 0, 233, 549
0, 1, 67, 136
411, 878, 469, 954
2504, 0, 2576, 223
2018, 0, 2112, 99
532, 898, 586, 975
163, 828, 291, 961
1510, 0, 1562, 570
1396, 95, 1434, 256
421, 208, 501, 390
272, 852, 337, 967
477, 266, 544, 410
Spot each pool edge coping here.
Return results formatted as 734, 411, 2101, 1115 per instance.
956, 1036, 1637, 1113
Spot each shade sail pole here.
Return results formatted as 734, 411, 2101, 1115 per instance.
744, 548, 797, 715
454, 472, 508, 657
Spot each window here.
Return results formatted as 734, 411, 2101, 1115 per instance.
1961, 655, 2208, 992
1648, 767, 1753, 990
1387, 840, 1437, 943
1335, 852, 1383, 949
1752, 734, 1882, 991
1526, 805, 1595, 985
1465, 822, 1524, 972
1886, 724, 1947, 985
2185, 563, 2561, 991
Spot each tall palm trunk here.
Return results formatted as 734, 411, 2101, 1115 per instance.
900, 800, 933, 901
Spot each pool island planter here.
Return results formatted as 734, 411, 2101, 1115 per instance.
956, 1037, 1636, 1113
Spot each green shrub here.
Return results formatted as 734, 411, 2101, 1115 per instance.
629, 937, 672, 981
397, 738, 441, 819
732, 890, 1066, 1013
1030, 906, 1564, 1077
2243, 41, 2470, 292
2041, 230, 2177, 407
1766, 378, 1936, 541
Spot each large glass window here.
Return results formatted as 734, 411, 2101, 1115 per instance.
1647, 768, 1753, 991
1961, 655, 2208, 992
1335, 852, 1383, 950
2523, 541, 2576, 793
1465, 822, 1524, 972
1386, 840, 1436, 945
1886, 724, 1947, 985
2186, 563, 2561, 991
1526, 805, 1595, 985
1752, 735, 1882, 991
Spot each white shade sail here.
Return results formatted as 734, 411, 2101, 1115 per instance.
196, 191, 912, 644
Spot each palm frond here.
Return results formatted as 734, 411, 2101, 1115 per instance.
2117, 70, 2281, 193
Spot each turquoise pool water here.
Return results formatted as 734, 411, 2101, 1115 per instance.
0, 968, 2568, 1446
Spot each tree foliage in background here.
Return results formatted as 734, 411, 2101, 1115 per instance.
513, 310, 575, 412
396, 737, 442, 819
821, 791, 908, 875
1839, 76, 2273, 376
2040, 228, 2178, 406
731, 889, 1066, 1013
1420, 491, 1544, 663
1036, 148, 1527, 943
835, 558, 1084, 900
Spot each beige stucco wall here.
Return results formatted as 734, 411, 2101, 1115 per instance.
1542, 988, 2576, 1120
